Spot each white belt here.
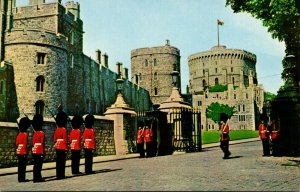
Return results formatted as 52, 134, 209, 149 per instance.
72, 140, 78, 142
57, 139, 64, 141
34, 143, 42, 146
85, 139, 92, 141
18, 144, 24, 146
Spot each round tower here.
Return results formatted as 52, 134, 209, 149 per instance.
188, 45, 257, 94
4, 29, 69, 117
131, 40, 181, 105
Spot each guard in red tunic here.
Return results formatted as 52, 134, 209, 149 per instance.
258, 117, 270, 156
219, 113, 231, 159
16, 117, 31, 182
53, 111, 68, 179
70, 115, 83, 174
32, 114, 45, 182
270, 119, 280, 156
144, 119, 153, 158
136, 121, 145, 158
82, 114, 95, 174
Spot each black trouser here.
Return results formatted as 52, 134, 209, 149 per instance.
220, 140, 230, 158
84, 148, 93, 174
137, 143, 145, 157
146, 142, 152, 157
261, 138, 270, 156
33, 154, 43, 181
17, 155, 27, 182
271, 138, 279, 156
56, 149, 66, 179
71, 150, 81, 174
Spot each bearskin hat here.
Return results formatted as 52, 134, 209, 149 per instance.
220, 113, 228, 122
84, 114, 94, 128
71, 115, 83, 129
137, 121, 144, 128
32, 114, 44, 131
18, 117, 31, 132
55, 111, 68, 127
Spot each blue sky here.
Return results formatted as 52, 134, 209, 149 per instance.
17, 0, 286, 94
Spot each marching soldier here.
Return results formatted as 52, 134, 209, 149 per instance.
70, 115, 83, 175
219, 113, 231, 159
258, 116, 270, 156
15, 117, 31, 182
32, 114, 45, 182
144, 119, 153, 158
53, 111, 68, 179
136, 121, 145, 158
82, 114, 95, 174
270, 119, 280, 156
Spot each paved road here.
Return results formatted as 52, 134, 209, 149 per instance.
0, 140, 299, 191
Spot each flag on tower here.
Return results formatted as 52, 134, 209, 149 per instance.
217, 19, 224, 26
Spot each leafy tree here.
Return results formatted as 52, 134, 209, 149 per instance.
226, 0, 300, 87
206, 102, 236, 124
264, 91, 276, 101
208, 84, 228, 92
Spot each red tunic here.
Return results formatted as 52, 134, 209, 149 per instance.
82, 128, 95, 149
53, 127, 67, 150
70, 129, 81, 150
144, 127, 153, 143
259, 123, 268, 139
32, 131, 45, 154
137, 129, 144, 144
16, 132, 28, 155
270, 123, 279, 140
220, 123, 230, 141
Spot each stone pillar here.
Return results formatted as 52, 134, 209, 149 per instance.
124, 68, 128, 80
104, 92, 137, 155
102, 53, 108, 68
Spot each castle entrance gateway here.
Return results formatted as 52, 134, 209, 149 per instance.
137, 108, 202, 155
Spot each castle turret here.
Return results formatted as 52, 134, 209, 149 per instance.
65, 1, 80, 19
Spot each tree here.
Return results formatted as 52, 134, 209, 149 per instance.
206, 102, 236, 124
226, 0, 300, 87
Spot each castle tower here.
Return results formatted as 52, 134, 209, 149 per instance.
131, 40, 181, 105
2, 1, 84, 117
188, 45, 257, 94
65, 1, 80, 19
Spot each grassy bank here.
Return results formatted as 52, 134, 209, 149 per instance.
202, 130, 258, 144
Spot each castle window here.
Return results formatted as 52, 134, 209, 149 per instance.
154, 72, 158, 80
36, 75, 45, 92
0, 81, 4, 94
144, 60, 148, 67
231, 67, 233, 72
202, 79, 206, 87
203, 69, 205, 75
35, 100, 45, 116
173, 64, 177, 71
154, 87, 158, 95
153, 58, 157, 66
215, 68, 218, 73
215, 78, 219, 85
197, 101, 202, 106
139, 73, 142, 81
232, 77, 235, 85
246, 93, 248, 99
37, 53, 46, 65
135, 74, 139, 84
234, 94, 236, 99
243, 104, 245, 111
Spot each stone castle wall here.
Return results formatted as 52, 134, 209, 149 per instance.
0, 116, 115, 168
0, 1, 152, 121
131, 42, 181, 105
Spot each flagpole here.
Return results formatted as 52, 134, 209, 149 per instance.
217, 21, 220, 47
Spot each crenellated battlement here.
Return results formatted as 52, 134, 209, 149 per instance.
5, 29, 68, 51
131, 45, 180, 58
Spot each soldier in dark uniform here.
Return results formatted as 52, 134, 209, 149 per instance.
70, 115, 83, 174
31, 114, 45, 182
53, 111, 68, 179
16, 117, 31, 182
82, 114, 95, 174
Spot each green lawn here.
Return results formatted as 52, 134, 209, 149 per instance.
201, 130, 259, 144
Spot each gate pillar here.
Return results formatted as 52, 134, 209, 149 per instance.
105, 92, 137, 155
